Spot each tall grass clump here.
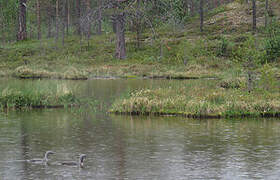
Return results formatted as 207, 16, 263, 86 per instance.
110, 79, 280, 118
0, 80, 78, 110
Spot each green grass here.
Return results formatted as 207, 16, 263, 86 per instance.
0, 80, 79, 110
110, 79, 280, 118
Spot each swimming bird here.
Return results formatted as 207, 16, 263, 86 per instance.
60, 154, 86, 168
28, 151, 55, 164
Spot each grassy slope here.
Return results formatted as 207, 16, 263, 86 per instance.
1, 2, 279, 80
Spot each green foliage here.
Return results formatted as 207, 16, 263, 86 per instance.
234, 35, 265, 64
176, 39, 215, 64
256, 64, 279, 92
264, 19, 280, 63
216, 36, 233, 57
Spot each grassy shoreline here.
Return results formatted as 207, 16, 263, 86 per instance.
112, 111, 280, 119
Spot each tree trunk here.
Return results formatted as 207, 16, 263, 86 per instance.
76, 0, 81, 35
86, 0, 91, 38
0, 11, 5, 44
265, 0, 268, 28
47, 3, 52, 38
56, 0, 59, 42
252, 0, 256, 33
200, 0, 204, 32
115, 13, 126, 59
66, 0, 70, 36
136, 0, 141, 49
62, 0, 65, 46
97, 0, 102, 35
17, 0, 27, 41
190, 0, 194, 16
37, 0, 41, 40
214, 0, 218, 8
112, 16, 117, 33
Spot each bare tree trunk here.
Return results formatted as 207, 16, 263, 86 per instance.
62, 0, 65, 46
136, 0, 141, 49
190, 0, 194, 16
37, 0, 41, 40
76, 0, 81, 35
56, 0, 59, 42
200, 0, 204, 32
252, 0, 256, 33
265, 0, 268, 28
47, 3, 52, 38
17, 0, 27, 41
214, 0, 218, 8
66, 0, 70, 36
1, 5, 6, 44
115, 13, 126, 59
112, 16, 117, 33
97, 0, 102, 35
86, 0, 91, 38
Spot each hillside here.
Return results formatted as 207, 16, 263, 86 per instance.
0, 1, 279, 80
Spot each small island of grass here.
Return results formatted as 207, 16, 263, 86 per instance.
110, 78, 280, 118
0, 81, 79, 110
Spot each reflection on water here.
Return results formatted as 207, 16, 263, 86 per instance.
0, 79, 280, 179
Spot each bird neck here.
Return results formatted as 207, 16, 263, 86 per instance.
79, 158, 83, 167
44, 154, 48, 162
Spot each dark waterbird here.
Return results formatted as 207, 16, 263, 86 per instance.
27, 151, 55, 164
59, 154, 86, 168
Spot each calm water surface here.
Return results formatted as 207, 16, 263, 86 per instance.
0, 79, 280, 179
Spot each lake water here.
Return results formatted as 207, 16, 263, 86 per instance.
0, 79, 280, 179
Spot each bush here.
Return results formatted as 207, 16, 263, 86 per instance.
264, 20, 280, 63
216, 37, 232, 57
233, 35, 264, 64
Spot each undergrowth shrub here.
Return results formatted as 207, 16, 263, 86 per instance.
256, 64, 279, 93
233, 35, 265, 64
264, 19, 280, 63
216, 37, 234, 57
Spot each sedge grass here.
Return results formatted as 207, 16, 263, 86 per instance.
110, 80, 280, 118
0, 80, 78, 110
